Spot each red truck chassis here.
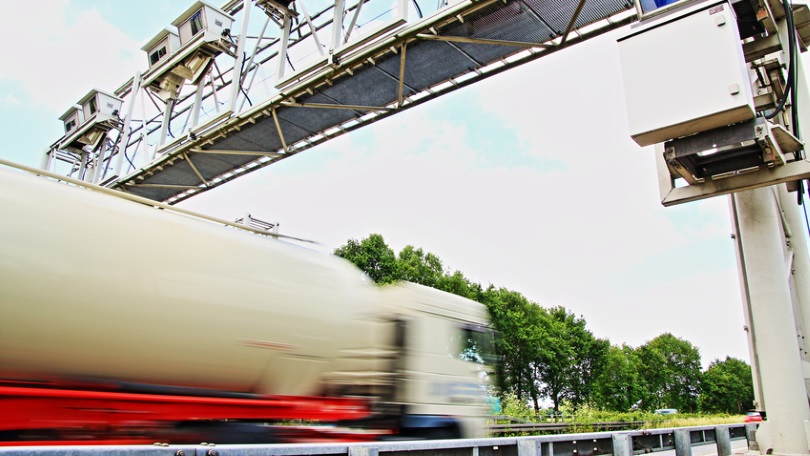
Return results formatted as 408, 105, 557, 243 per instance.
0, 385, 380, 445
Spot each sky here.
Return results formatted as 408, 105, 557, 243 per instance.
3, 0, 807, 369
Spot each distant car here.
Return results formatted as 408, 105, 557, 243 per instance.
654, 408, 678, 415
745, 411, 763, 423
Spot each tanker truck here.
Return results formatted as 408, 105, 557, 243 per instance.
0, 163, 495, 445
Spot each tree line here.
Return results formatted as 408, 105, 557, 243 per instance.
334, 234, 754, 415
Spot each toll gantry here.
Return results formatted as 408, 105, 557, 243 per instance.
43, 0, 638, 204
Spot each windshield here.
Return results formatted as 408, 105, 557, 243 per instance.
458, 324, 498, 366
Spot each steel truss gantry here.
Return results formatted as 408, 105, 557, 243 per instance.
42, 0, 635, 204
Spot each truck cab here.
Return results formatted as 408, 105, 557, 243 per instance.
327, 282, 495, 439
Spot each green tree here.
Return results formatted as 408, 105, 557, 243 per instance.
571, 336, 610, 409
636, 333, 702, 412
481, 287, 545, 413
334, 234, 398, 284
533, 307, 606, 414
592, 344, 642, 412
699, 356, 754, 414
533, 307, 571, 415
396, 246, 444, 287
436, 270, 477, 299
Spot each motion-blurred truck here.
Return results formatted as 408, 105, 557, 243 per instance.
0, 163, 494, 445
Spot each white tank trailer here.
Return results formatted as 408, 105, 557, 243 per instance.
0, 166, 493, 440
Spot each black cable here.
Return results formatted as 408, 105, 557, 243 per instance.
412, 0, 423, 18
786, 1, 801, 159
166, 98, 176, 139
762, 0, 807, 205
764, 0, 797, 126
783, 0, 799, 129
240, 52, 253, 107
287, 53, 296, 72
802, 183, 810, 236
125, 150, 136, 170
221, 33, 253, 106
240, 87, 252, 106
763, 69, 793, 120
124, 128, 138, 170
781, 0, 806, 203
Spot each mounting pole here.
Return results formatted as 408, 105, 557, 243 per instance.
399, 0, 408, 21
191, 77, 205, 129
732, 187, 810, 455
730, 195, 765, 418
229, 0, 252, 112
158, 98, 176, 148
331, 0, 345, 52
77, 151, 88, 181
41, 149, 53, 172
115, 72, 140, 179
276, 11, 293, 81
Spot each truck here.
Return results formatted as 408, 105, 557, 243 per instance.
0, 162, 495, 445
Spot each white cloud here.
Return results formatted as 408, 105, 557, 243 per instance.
0, 2, 142, 111
2, 93, 22, 107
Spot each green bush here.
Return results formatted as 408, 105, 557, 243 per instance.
495, 392, 535, 422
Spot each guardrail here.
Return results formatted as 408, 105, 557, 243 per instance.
0, 423, 754, 456
489, 420, 646, 435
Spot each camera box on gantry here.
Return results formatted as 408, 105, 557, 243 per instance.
59, 106, 84, 135
143, 28, 182, 69
172, 1, 233, 47
58, 89, 123, 152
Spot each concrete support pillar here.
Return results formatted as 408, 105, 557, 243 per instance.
733, 187, 810, 455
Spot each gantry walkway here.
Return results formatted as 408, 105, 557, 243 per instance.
46, 0, 637, 204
